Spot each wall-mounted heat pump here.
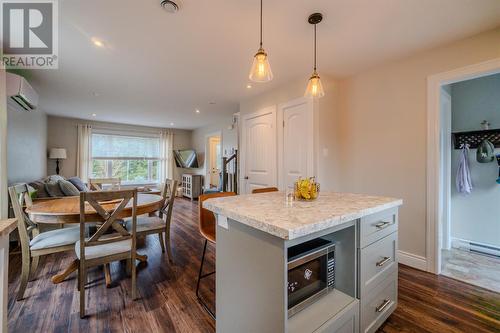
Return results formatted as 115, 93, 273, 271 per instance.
6, 72, 39, 111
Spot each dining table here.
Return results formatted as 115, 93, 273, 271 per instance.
26, 193, 164, 284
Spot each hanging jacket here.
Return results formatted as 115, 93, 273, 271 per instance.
456, 144, 473, 195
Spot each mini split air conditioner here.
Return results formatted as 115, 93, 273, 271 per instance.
6, 73, 39, 111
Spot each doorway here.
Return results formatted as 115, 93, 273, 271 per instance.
427, 58, 500, 293
206, 133, 221, 190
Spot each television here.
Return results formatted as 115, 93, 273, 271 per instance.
174, 149, 199, 168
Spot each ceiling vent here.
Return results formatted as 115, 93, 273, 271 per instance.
160, 0, 179, 13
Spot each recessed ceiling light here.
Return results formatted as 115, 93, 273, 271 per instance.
160, 0, 179, 13
92, 113, 97, 117
91, 91, 100, 97
170, 122, 174, 126
246, 84, 252, 89
195, 109, 200, 113
91, 37, 105, 48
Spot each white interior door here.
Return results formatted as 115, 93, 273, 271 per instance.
209, 136, 221, 187
280, 98, 314, 189
241, 106, 277, 194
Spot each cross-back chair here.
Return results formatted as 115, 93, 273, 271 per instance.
88, 178, 121, 191
8, 184, 80, 300
76, 189, 138, 318
126, 179, 178, 262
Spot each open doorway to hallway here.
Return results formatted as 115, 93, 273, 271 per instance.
206, 133, 221, 190
439, 73, 500, 293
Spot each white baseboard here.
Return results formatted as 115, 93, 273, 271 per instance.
397, 250, 427, 271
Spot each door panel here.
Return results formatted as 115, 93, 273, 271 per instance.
242, 108, 277, 194
282, 98, 313, 188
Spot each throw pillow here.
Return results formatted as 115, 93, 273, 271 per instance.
45, 180, 65, 197
29, 181, 50, 198
46, 174, 66, 182
67, 177, 89, 192
58, 180, 80, 196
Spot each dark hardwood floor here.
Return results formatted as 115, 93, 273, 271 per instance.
7, 198, 500, 333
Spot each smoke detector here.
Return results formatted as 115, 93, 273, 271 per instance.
160, 0, 179, 13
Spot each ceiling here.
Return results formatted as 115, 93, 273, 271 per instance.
23, 0, 500, 129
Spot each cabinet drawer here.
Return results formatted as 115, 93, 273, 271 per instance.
360, 272, 397, 333
314, 300, 359, 333
359, 232, 397, 297
359, 208, 398, 248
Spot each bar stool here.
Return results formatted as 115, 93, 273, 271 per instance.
196, 192, 236, 319
251, 187, 279, 194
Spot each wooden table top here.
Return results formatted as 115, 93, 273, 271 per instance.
0, 218, 17, 236
26, 193, 163, 224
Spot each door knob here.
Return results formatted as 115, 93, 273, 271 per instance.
244, 176, 249, 179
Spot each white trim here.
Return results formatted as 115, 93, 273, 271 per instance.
426, 57, 500, 274
240, 106, 278, 194
397, 250, 427, 271
440, 88, 452, 251
277, 97, 314, 190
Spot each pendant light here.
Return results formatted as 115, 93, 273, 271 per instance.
304, 13, 325, 98
249, 0, 273, 82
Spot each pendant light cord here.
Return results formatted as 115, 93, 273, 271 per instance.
260, 0, 263, 48
314, 23, 317, 71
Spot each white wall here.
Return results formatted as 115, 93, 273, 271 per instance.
239, 75, 340, 191
7, 106, 47, 184
47, 116, 192, 182
336, 28, 500, 259
0, 67, 7, 219
450, 74, 500, 247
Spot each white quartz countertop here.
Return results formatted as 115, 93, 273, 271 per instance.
203, 192, 403, 240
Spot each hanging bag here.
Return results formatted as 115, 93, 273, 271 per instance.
476, 139, 495, 163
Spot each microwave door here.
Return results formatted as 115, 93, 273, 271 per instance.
287, 248, 328, 310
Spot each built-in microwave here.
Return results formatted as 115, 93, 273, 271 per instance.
287, 237, 335, 317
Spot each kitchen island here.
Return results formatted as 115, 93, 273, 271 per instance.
203, 192, 403, 333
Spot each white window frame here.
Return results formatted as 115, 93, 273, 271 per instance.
91, 129, 161, 186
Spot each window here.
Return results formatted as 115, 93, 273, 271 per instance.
91, 133, 160, 184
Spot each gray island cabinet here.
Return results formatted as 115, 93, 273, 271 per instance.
203, 192, 402, 333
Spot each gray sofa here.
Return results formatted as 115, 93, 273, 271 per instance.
28, 175, 89, 200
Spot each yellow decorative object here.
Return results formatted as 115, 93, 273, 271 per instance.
294, 177, 320, 201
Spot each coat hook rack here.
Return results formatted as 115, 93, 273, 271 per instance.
452, 128, 500, 149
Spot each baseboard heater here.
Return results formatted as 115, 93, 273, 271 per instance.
452, 238, 500, 258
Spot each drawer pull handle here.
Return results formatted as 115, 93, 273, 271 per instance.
376, 299, 391, 313
376, 256, 391, 267
374, 221, 391, 229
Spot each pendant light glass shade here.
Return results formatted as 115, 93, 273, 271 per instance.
304, 71, 324, 98
249, 48, 273, 82
249, 0, 273, 82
